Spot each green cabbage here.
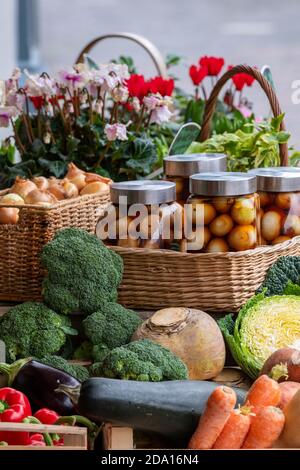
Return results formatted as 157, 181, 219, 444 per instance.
219, 292, 300, 379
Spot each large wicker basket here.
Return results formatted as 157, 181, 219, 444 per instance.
0, 191, 109, 302
113, 65, 299, 312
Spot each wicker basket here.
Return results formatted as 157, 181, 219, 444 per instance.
113, 65, 299, 312
0, 190, 109, 302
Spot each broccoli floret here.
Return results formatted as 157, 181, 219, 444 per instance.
257, 256, 300, 296
90, 348, 163, 381
39, 355, 89, 382
92, 344, 110, 363
41, 228, 123, 315
0, 302, 77, 363
73, 341, 93, 360
93, 339, 188, 382
83, 302, 142, 349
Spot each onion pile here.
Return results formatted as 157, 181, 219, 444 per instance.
0, 164, 112, 225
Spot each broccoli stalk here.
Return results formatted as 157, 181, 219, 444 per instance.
41, 228, 123, 315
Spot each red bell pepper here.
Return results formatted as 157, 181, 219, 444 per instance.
34, 408, 60, 425
0, 387, 31, 445
28, 433, 46, 447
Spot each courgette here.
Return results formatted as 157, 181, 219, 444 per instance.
58, 378, 246, 445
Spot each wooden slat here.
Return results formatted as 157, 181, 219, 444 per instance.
103, 424, 134, 450
0, 422, 86, 435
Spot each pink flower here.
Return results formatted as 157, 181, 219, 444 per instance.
104, 123, 128, 141
0, 106, 18, 127
132, 97, 141, 113
57, 70, 86, 90
143, 94, 162, 111
111, 86, 129, 103
149, 105, 172, 125
24, 70, 56, 97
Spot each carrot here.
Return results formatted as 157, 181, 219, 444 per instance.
188, 386, 236, 450
213, 408, 251, 449
245, 375, 281, 409
242, 406, 285, 449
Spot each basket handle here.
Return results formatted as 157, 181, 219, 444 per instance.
75, 32, 168, 78
199, 64, 289, 166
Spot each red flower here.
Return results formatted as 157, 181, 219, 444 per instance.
231, 72, 255, 91
29, 96, 44, 110
189, 65, 208, 86
147, 76, 174, 96
125, 74, 149, 101
199, 56, 224, 76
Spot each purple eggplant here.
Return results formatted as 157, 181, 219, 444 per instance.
0, 359, 79, 415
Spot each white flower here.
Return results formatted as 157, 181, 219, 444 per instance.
149, 105, 173, 125
104, 123, 128, 141
93, 99, 103, 114
143, 94, 162, 111
111, 86, 129, 103
24, 69, 56, 97
57, 69, 87, 91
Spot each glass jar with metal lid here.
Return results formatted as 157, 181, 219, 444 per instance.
96, 180, 183, 250
163, 153, 227, 203
248, 167, 300, 245
184, 172, 259, 253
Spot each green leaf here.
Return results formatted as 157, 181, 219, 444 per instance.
38, 159, 67, 177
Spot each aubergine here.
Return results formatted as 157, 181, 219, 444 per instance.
58, 378, 247, 445
0, 359, 79, 415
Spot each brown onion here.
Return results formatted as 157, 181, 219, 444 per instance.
48, 184, 66, 201
66, 162, 85, 179
0, 207, 19, 224
10, 177, 37, 199
1, 193, 24, 205
80, 181, 109, 195
62, 180, 79, 198
48, 177, 61, 187
85, 173, 112, 185
68, 173, 86, 191
32, 176, 49, 190
24, 189, 57, 205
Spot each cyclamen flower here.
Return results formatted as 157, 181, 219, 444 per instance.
149, 104, 172, 125
0, 106, 18, 127
132, 96, 141, 113
143, 94, 162, 111
24, 70, 57, 97
111, 86, 129, 103
148, 77, 174, 96
126, 74, 149, 101
228, 67, 255, 91
58, 69, 86, 90
199, 56, 224, 76
189, 64, 208, 86
93, 99, 103, 114
104, 123, 128, 141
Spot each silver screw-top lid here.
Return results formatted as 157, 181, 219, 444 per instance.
190, 172, 257, 196
248, 167, 300, 192
163, 153, 227, 177
110, 180, 176, 205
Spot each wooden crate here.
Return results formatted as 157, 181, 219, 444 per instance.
0, 422, 87, 450
102, 424, 177, 450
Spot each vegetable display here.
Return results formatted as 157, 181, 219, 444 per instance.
57, 377, 246, 444
90, 339, 188, 381
132, 307, 225, 380
0, 302, 77, 363
219, 292, 300, 378
41, 228, 123, 315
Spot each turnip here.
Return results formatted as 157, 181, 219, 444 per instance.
260, 348, 300, 383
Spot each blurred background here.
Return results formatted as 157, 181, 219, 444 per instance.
1, 0, 300, 145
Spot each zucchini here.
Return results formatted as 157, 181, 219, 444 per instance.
73, 378, 247, 444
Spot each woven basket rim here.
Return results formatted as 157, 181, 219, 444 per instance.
111, 235, 300, 259
0, 188, 110, 211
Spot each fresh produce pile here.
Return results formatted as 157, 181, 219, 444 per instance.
0, 163, 111, 225
0, 228, 300, 449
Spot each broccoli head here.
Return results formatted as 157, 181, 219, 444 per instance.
39, 355, 89, 382
92, 344, 110, 363
83, 302, 142, 349
73, 341, 93, 360
0, 302, 77, 363
91, 339, 188, 381
41, 228, 123, 315
257, 256, 300, 296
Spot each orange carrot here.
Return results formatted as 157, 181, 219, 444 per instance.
245, 375, 281, 409
188, 386, 236, 450
213, 408, 251, 449
242, 406, 285, 449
